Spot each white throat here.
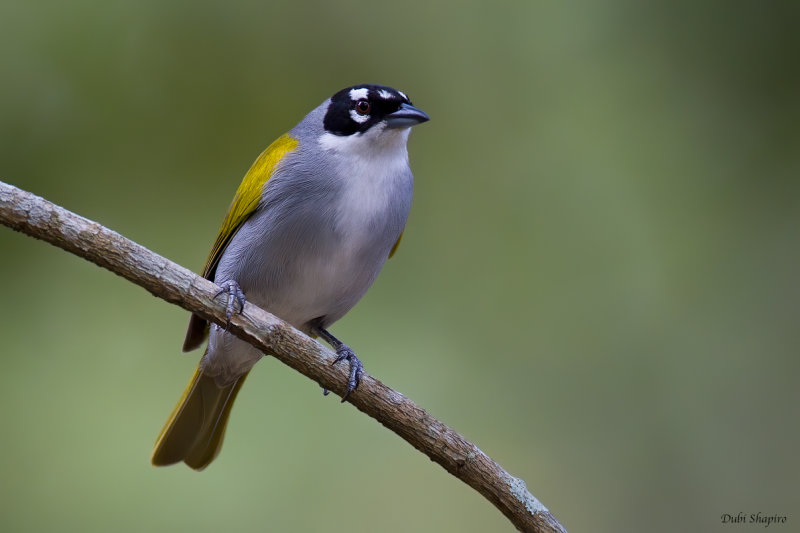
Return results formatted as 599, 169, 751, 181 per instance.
318, 123, 411, 160
317, 125, 412, 242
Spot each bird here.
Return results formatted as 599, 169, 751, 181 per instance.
151, 84, 429, 470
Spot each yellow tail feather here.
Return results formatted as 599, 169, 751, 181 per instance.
151, 366, 250, 470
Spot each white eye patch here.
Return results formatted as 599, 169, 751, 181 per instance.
378, 89, 394, 100
350, 109, 369, 123
349, 88, 369, 101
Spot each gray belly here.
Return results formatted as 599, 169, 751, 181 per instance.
214, 201, 397, 333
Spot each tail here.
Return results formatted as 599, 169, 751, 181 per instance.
151, 366, 250, 470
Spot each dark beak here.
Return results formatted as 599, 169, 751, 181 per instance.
385, 103, 430, 129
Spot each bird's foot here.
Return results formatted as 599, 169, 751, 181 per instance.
215, 280, 246, 328
332, 344, 363, 402
314, 326, 364, 402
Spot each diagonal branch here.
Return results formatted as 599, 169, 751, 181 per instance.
0, 180, 566, 533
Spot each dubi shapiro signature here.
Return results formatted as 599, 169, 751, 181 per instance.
721, 513, 788, 527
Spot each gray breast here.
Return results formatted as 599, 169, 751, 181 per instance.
214, 134, 413, 332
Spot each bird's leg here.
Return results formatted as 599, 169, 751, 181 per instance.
313, 326, 364, 402
215, 280, 247, 328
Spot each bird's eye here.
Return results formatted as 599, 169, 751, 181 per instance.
355, 100, 371, 115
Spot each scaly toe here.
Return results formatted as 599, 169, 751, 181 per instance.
333, 348, 363, 402
215, 280, 246, 328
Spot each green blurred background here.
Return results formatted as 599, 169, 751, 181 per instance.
1, 1, 798, 532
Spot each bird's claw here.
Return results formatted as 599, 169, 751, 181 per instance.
215, 280, 246, 328
312, 326, 365, 402
332, 344, 363, 402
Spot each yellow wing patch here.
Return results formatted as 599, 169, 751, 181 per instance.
201, 133, 299, 280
